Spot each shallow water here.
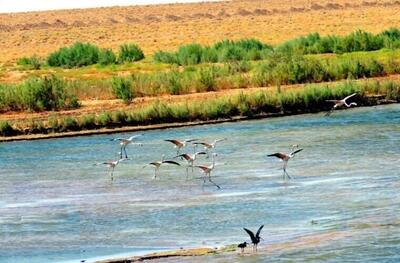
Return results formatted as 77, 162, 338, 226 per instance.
0, 105, 399, 263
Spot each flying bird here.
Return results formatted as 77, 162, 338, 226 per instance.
243, 225, 264, 252
193, 138, 227, 157
165, 139, 198, 155
267, 148, 303, 180
175, 151, 207, 179
325, 93, 357, 116
194, 153, 221, 189
143, 155, 180, 179
110, 134, 143, 158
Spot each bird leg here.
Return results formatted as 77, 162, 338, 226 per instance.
185, 167, 189, 180
119, 146, 123, 159
208, 173, 221, 189
153, 168, 157, 179
123, 146, 128, 159
110, 167, 114, 181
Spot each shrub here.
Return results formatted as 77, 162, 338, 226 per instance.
118, 43, 144, 63
17, 55, 42, 69
96, 112, 112, 126
98, 48, 116, 65
153, 51, 177, 64
79, 114, 96, 129
111, 76, 134, 104
0, 121, 16, 136
47, 42, 100, 68
196, 67, 217, 92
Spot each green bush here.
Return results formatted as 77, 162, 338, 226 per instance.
79, 114, 96, 129
0, 121, 16, 136
118, 43, 144, 63
111, 76, 134, 104
0, 75, 80, 112
47, 42, 100, 68
17, 55, 42, 69
98, 48, 116, 65
153, 51, 177, 64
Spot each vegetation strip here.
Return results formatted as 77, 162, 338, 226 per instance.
1, 79, 399, 140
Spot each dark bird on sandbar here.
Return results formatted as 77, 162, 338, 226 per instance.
237, 241, 248, 253
243, 225, 264, 252
267, 147, 303, 180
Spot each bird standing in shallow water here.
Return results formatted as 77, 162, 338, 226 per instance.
143, 155, 180, 179
267, 148, 303, 180
195, 153, 221, 189
97, 158, 128, 181
243, 225, 264, 252
175, 151, 207, 179
325, 93, 357, 116
110, 134, 142, 159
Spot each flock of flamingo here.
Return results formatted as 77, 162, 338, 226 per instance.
95, 93, 358, 253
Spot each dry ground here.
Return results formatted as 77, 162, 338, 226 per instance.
1, 0, 400, 64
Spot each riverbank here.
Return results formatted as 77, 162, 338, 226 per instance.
1, 78, 399, 142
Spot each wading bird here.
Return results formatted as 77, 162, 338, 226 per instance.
110, 134, 143, 158
97, 158, 128, 181
194, 153, 221, 189
267, 148, 303, 180
237, 242, 248, 253
165, 139, 198, 155
193, 138, 227, 157
175, 151, 207, 179
143, 155, 180, 179
243, 225, 264, 252
325, 93, 357, 116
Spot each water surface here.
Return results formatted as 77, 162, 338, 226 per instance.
1, 105, 399, 262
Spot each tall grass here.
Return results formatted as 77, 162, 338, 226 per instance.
3, 80, 399, 137
276, 28, 400, 55
17, 55, 42, 70
0, 75, 80, 112
111, 76, 134, 104
154, 38, 273, 65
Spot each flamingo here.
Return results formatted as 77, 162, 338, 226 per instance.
175, 151, 207, 179
243, 225, 264, 252
267, 148, 303, 180
193, 138, 227, 157
325, 93, 357, 116
143, 155, 180, 179
96, 158, 128, 181
164, 139, 198, 155
194, 153, 221, 189
110, 134, 143, 158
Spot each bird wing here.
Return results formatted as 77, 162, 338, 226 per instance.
165, 139, 182, 146
195, 151, 207, 156
149, 162, 160, 166
176, 154, 191, 161
216, 138, 227, 143
290, 148, 303, 156
110, 138, 124, 141
243, 228, 257, 243
128, 134, 142, 141
267, 153, 286, 159
194, 142, 212, 147
162, 160, 181, 166
184, 139, 198, 143
325, 100, 339, 103
256, 225, 264, 239
195, 165, 209, 172
343, 93, 357, 101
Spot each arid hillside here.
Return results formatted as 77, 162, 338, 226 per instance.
1, 0, 400, 63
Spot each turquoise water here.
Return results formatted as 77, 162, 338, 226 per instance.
0, 104, 399, 263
